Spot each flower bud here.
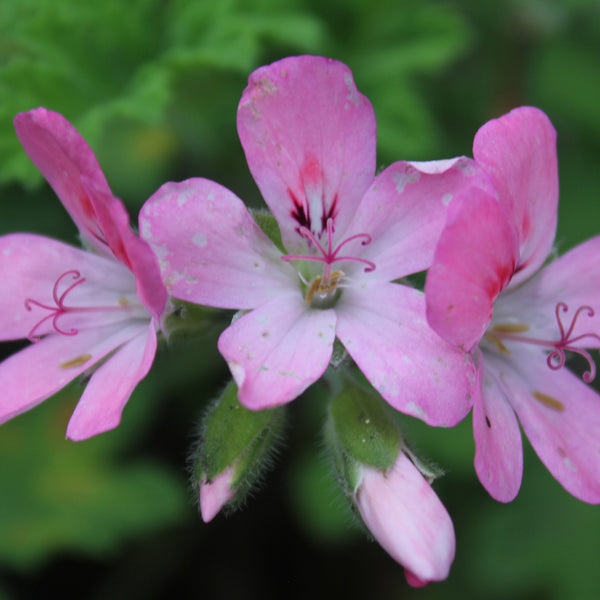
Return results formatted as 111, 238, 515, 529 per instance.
191, 381, 285, 522
325, 380, 454, 586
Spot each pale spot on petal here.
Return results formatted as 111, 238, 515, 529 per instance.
192, 233, 207, 247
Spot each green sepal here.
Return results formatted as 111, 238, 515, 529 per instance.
193, 381, 286, 508
161, 298, 227, 340
326, 379, 403, 482
250, 209, 285, 254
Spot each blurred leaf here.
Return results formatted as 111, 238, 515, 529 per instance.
0, 0, 325, 188
287, 446, 359, 546
531, 42, 600, 138
0, 384, 188, 570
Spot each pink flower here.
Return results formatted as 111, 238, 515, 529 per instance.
0, 108, 166, 440
426, 106, 600, 502
355, 453, 455, 586
140, 55, 485, 425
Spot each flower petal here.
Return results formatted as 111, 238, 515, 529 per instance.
66, 322, 157, 441
473, 353, 524, 502
487, 346, 600, 503
237, 55, 376, 251
473, 106, 558, 285
0, 234, 139, 341
336, 283, 476, 426
425, 187, 520, 352
497, 235, 600, 349
356, 453, 455, 585
0, 321, 148, 426
82, 178, 166, 320
13, 108, 114, 257
140, 179, 298, 310
217, 293, 336, 409
199, 465, 236, 523
341, 157, 492, 281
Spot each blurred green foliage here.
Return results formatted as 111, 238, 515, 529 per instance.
1, 0, 600, 598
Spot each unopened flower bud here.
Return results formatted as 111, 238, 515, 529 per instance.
192, 381, 285, 522
325, 380, 454, 586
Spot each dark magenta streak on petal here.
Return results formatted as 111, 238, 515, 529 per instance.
289, 188, 311, 231
486, 260, 516, 298
321, 193, 338, 233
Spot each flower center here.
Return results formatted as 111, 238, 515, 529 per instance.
24, 269, 137, 342
281, 217, 376, 304
486, 302, 600, 382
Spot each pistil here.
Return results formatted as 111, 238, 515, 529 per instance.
281, 218, 375, 303
489, 302, 600, 382
24, 270, 135, 342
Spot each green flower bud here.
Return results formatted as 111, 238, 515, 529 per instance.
191, 381, 286, 521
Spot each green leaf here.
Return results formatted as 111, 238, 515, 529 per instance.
0, 384, 188, 570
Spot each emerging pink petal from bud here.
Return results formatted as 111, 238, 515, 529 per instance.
199, 465, 237, 523
355, 453, 455, 587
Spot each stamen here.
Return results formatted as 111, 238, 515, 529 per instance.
281, 217, 376, 276
490, 302, 600, 382
24, 269, 135, 343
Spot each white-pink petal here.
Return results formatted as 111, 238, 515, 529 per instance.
355, 453, 455, 585
472, 354, 524, 502
0, 321, 148, 427
342, 157, 492, 281
425, 188, 520, 352
199, 464, 237, 523
217, 293, 336, 410
13, 108, 114, 258
66, 322, 157, 441
336, 283, 476, 427
140, 178, 298, 310
237, 55, 376, 251
486, 346, 600, 503
0, 233, 138, 341
497, 235, 600, 349
473, 106, 558, 286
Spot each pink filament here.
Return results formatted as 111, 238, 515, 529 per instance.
494, 302, 600, 382
281, 218, 376, 278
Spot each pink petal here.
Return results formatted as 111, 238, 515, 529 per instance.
13, 108, 114, 257
140, 179, 298, 310
336, 283, 476, 427
487, 346, 600, 503
497, 235, 600, 349
425, 187, 520, 352
472, 353, 524, 502
217, 293, 336, 409
66, 322, 157, 441
82, 178, 166, 320
355, 453, 455, 584
341, 157, 492, 281
237, 55, 376, 252
199, 465, 236, 523
0, 234, 138, 341
473, 106, 558, 286
0, 321, 148, 426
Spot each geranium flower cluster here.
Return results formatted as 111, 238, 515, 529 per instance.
1, 55, 599, 587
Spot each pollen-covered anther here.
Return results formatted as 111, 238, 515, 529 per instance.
489, 302, 600, 382
305, 270, 345, 305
